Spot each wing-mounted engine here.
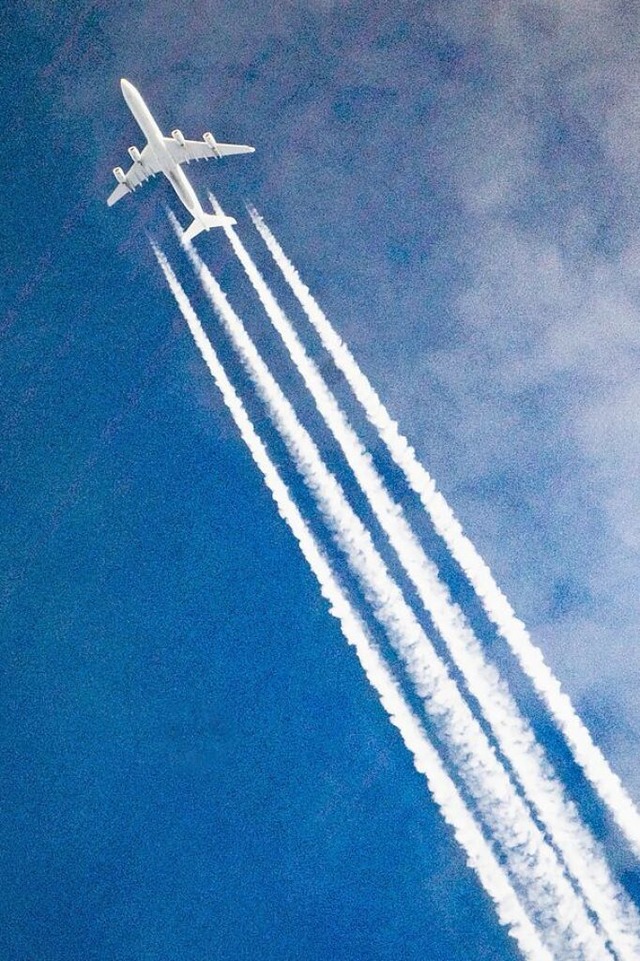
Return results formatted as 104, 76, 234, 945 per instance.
113, 166, 127, 184
171, 128, 185, 147
128, 145, 142, 163
203, 132, 221, 159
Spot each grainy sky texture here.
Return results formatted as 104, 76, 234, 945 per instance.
2, 2, 640, 959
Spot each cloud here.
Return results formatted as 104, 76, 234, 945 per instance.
375, 0, 640, 794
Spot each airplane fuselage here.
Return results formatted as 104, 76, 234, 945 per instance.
121, 79, 206, 223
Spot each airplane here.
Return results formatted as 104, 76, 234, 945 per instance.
107, 78, 254, 241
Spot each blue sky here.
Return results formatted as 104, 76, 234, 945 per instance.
3, 2, 640, 959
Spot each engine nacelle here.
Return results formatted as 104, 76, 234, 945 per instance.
128, 145, 141, 163
113, 166, 127, 184
171, 128, 185, 147
203, 131, 221, 158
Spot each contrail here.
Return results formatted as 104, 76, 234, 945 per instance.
247, 204, 640, 863
152, 240, 554, 961
211, 200, 640, 957
170, 216, 613, 961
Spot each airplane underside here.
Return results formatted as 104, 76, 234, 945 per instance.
107, 78, 254, 239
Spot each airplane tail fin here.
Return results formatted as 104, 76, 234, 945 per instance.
183, 213, 236, 242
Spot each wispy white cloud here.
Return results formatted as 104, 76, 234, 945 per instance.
347, 1, 640, 801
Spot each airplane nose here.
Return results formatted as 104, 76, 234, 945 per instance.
120, 79, 138, 105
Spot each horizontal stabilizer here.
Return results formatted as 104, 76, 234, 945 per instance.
183, 213, 236, 242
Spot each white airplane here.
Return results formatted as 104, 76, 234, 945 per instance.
108, 79, 254, 240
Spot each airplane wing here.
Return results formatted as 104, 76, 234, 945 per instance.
164, 136, 254, 165
107, 144, 162, 206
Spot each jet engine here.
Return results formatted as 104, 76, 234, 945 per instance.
128, 145, 142, 163
171, 128, 185, 146
203, 131, 221, 158
113, 166, 127, 184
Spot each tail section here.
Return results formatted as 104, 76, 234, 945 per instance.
183, 213, 236, 242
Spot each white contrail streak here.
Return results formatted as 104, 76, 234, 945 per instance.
214, 200, 640, 958
170, 215, 612, 961
152, 241, 554, 961
247, 205, 640, 863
